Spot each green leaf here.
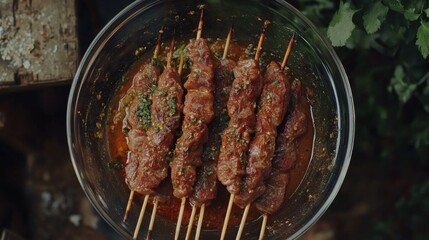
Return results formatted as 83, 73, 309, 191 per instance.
404, 8, 421, 21
327, 1, 358, 47
416, 21, 429, 58
425, 8, 429, 18
389, 65, 417, 103
363, 1, 389, 34
383, 0, 404, 12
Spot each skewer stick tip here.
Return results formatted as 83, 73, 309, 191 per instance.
235, 203, 251, 240
281, 33, 295, 71
222, 25, 234, 60
254, 20, 270, 62
167, 36, 175, 69
196, 9, 204, 40
153, 27, 164, 59
195, 204, 206, 240
133, 194, 150, 240
123, 191, 135, 222
174, 197, 187, 240
185, 205, 197, 240
146, 198, 159, 240
178, 54, 185, 76
258, 214, 268, 240
220, 193, 235, 240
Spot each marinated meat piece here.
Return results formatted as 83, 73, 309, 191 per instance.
191, 59, 236, 206
255, 171, 289, 214
255, 79, 308, 214
217, 59, 263, 194
171, 38, 215, 198
234, 61, 291, 208
132, 63, 159, 94
273, 80, 307, 172
125, 67, 183, 195
119, 63, 159, 183
246, 61, 291, 188
121, 63, 158, 132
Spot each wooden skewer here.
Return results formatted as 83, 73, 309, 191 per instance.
281, 33, 294, 70
124, 190, 135, 222
196, 9, 204, 40
254, 20, 270, 62
222, 25, 234, 60
175, 9, 205, 240
175, 197, 186, 240
146, 198, 159, 240
235, 203, 250, 240
222, 20, 269, 240
185, 205, 197, 240
195, 204, 205, 240
123, 28, 164, 223
132, 195, 149, 239
220, 193, 235, 240
258, 214, 268, 240
153, 27, 164, 59
251, 33, 295, 240
175, 195, 191, 239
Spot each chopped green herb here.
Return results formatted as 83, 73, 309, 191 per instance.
159, 89, 168, 97
206, 166, 213, 176
165, 151, 173, 162
183, 57, 191, 69
183, 147, 190, 153
154, 125, 161, 133
108, 156, 124, 171
239, 153, 245, 164
135, 95, 152, 131
168, 97, 177, 116
150, 57, 162, 67
149, 84, 157, 94
271, 79, 279, 86
122, 127, 130, 133
265, 91, 274, 100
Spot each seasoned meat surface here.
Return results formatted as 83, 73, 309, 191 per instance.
125, 67, 183, 195
255, 79, 307, 213
273, 80, 307, 172
217, 59, 263, 194
255, 171, 289, 214
234, 61, 291, 208
171, 38, 215, 198
191, 58, 236, 206
122, 63, 159, 150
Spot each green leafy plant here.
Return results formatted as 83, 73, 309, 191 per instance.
291, 0, 429, 238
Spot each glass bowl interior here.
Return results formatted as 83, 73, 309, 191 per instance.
67, 0, 354, 239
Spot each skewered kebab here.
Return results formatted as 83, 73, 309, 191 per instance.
255, 78, 308, 239
217, 20, 269, 240
122, 29, 163, 222
234, 35, 295, 240
124, 36, 185, 239
191, 25, 236, 240
171, 9, 216, 240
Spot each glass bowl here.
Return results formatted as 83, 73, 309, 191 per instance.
67, 0, 355, 239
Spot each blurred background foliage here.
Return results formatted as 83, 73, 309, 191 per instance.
287, 0, 429, 239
